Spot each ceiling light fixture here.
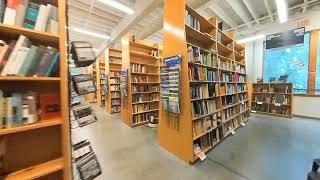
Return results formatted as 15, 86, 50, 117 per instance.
70, 27, 110, 39
97, 0, 135, 14
237, 34, 265, 44
275, 0, 288, 23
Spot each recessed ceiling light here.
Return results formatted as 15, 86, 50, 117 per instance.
275, 0, 288, 23
97, 0, 135, 14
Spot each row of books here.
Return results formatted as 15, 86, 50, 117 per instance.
131, 75, 147, 83
0, 0, 59, 34
193, 115, 218, 138
111, 106, 121, 113
109, 71, 120, 77
187, 46, 217, 67
0, 91, 59, 128
219, 61, 233, 71
188, 66, 217, 81
110, 92, 120, 98
254, 96, 270, 103
237, 84, 246, 92
239, 94, 248, 102
133, 112, 158, 124
217, 32, 232, 48
254, 85, 269, 93
130, 63, 146, 73
132, 94, 159, 103
270, 106, 291, 116
220, 84, 236, 95
111, 99, 120, 106
220, 106, 237, 122
235, 64, 246, 74
240, 103, 248, 112
185, 10, 200, 31
193, 130, 219, 156
270, 86, 292, 93
0, 35, 59, 77
222, 95, 237, 107
110, 79, 120, 84
271, 95, 290, 104
190, 83, 218, 99
110, 85, 120, 91
191, 99, 217, 118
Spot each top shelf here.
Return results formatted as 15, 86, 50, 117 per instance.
0, 24, 60, 45
185, 5, 216, 33
130, 41, 158, 50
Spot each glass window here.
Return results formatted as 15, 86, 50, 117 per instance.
316, 31, 320, 94
263, 33, 310, 94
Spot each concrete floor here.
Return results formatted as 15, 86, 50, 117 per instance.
79, 105, 320, 180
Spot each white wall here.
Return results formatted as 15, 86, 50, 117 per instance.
245, 9, 320, 119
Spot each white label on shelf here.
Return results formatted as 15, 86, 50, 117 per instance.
241, 101, 245, 104
251, 110, 257, 113
228, 126, 235, 135
240, 122, 245, 127
257, 102, 263, 104
275, 103, 281, 107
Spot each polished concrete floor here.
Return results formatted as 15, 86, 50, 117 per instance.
78, 105, 320, 180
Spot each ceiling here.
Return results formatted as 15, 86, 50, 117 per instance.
67, 0, 320, 51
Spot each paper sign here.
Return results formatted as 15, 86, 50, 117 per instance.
228, 126, 235, 135
251, 110, 257, 113
257, 102, 263, 104
240, 122, 245, 127
275, 103, 281, 107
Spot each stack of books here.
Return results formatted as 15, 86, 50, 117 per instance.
185, 10, 200, 31
191, 99, 217, 118
0, 35, 59, 77
0, 0, 59, 34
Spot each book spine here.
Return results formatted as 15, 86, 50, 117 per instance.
23, 2, 39, 29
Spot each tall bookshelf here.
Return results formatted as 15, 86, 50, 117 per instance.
95, 57, 106, 107
251, 83, 293, 118
0, 0, 71, 179
105, 48, 122, 114
158, 0, 250, 163
121, 35, 161, 127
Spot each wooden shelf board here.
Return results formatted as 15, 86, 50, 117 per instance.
109, 76, 120, 78
185, 25, 215, 44
270, 92, 292, 95
111, 97, 121, 99
217, 29, 234, 44
234, 43, 245, 52
0, 76, 60, 82
220, 114, 240, 123
130, 41, 158, 50
218, 55, 234, 62
190, 96, 219, 102
189, 81, 219, 84
133, 121, 149, 127
110, 83, 120, 85
192, 109, 221, 121
188, 62, 218, 70
109, 55, 122, 59
109, 62, 122, 65
252, 111, 291, 118
252, 92, 270, 94
221, 102, 240, 110
0, 24, 59, 44
5, 158, 63, 180
217, 43, 233, 55
133, 109, 159, 115
132, 91, 160, 95
193, 126, 218, 141
110, 69, 122, 72
132, 100, 159, 105
220, 81, 237, 84
234, 52, 245, 60
240, 108, 250, 114
0, 119, 62, 136
130, 51, 158, 59
131, 82, 160, 84
185, 5, 216, 32
131, 72, 159, 76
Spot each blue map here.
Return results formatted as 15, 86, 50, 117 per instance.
263, 33, 310, 94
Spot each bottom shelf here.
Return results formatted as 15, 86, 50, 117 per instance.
133, 121, 149, 127
251, 110, 292, 118
5, 158, 63, 180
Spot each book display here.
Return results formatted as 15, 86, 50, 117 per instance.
251, 83, 293, 117
0, 0, 70, 178
105, 48, 122, 114
158, 0, 250, 163
121, 35, 161, 127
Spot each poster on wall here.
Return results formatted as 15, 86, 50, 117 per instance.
160, 55, 181, 114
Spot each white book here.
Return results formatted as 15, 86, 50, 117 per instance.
0, 44, 8, 64
11, 47, 30, 75
34, 5, 49, 32
3, 7, 16, 25
1, 35, 29, 76
47, 19, 59, 34
15, 4, 27, 26
47, 4, 58, 21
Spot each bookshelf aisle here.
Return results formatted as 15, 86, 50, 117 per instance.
0, 0, 70, 179
121, 35, 161, 127
95, 57, 106, 107
158, 0, 250, 163
105, 48, 122, 114
251, 83, 293, 118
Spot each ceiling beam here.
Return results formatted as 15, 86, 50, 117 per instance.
303, 0, 308, 13
97, 0, 162, 55
264, 0, 274, 22
242, 0, 260, 24
207, 4, 238, 28
224, 0, 253, 27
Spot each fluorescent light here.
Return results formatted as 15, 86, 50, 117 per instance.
97, 0, 135, 14
275, 0, 288, 23
70, 27, 110, 39
237, 34, 265, 44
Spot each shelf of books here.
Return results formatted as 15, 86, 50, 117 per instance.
121, 35, 161, 127
251, 83, 293, 118
84, 63, 97, 103
158, 0, 250, 163
94, 57, 106, 107
105, 48, 122, 114
0, 0, 70, 179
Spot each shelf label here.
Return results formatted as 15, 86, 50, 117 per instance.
228, 126, 235, 135
275, 103, 281, 107
240, 122, 245, 127
257, 102, 263, 104
241, 101, 245, 104
251, 110, 257, 113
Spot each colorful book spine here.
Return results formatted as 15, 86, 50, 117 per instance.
23, 2, 39, 29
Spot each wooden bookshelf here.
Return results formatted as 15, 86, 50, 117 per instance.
251, 83, 293, 118
94, 57, 106, 107
105, 48, 122, 114
121, 35, 161, 127
0, 0, 71, 178
158, 0, 250, 163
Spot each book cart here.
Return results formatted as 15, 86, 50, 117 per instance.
158, 0, 250, 163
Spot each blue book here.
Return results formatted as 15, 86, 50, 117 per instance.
23, 2, 39, 29
45, 52, 59, 77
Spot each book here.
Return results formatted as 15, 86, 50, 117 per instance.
9, 46, 30, 75
14, 0, 29, 26
0, 41, 8, 63
45, 52, 59, 77
1, 35, 30, 76
23, 2, 39, 29
0, 41, 16, 73
3, 7, 16, 25
6, 97, 13, 128
35, 47, 57, 76
47, 19, 58, 34
22, 91, 38, 124
34, 4, 49, 31
39, 93, 60, 120
0, 0, 5, 23
11, 93, 23, 127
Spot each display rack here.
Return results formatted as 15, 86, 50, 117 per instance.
121, 35, 161, 127
94, 57, 106, 107
158, 0, 250, 163
251, 83, 293, 118
105, 48, 122, 114
0, 0, 71, 178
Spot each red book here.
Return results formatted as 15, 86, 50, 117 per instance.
6, 0, 20, 9
39, 94, 61, 120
